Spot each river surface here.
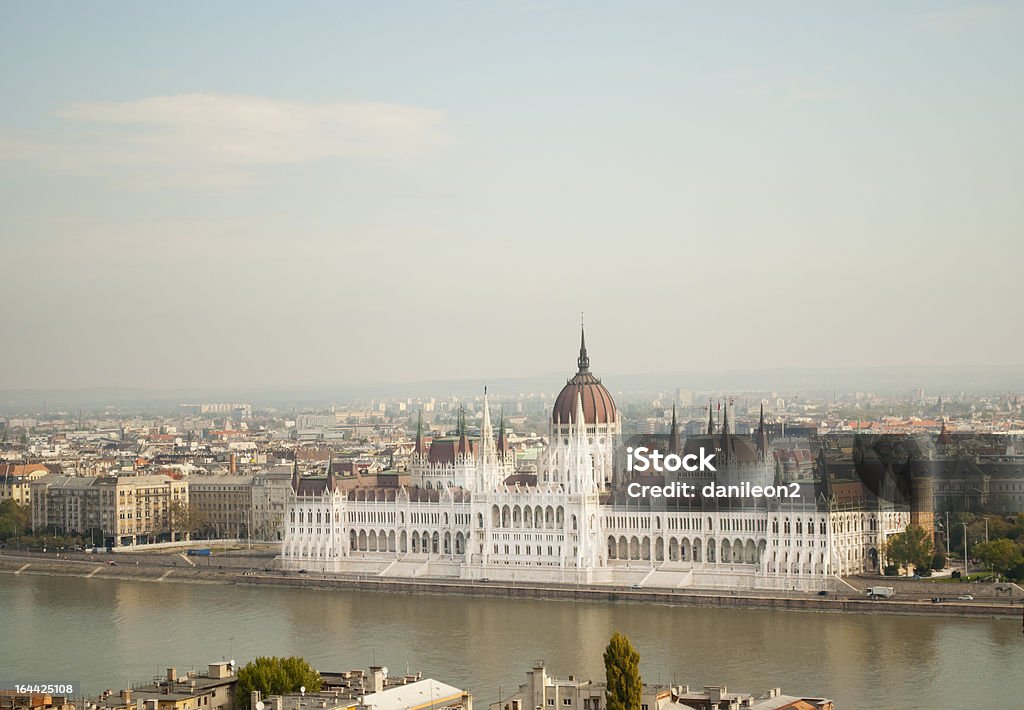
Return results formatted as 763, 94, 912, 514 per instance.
1, 575, 1022, 709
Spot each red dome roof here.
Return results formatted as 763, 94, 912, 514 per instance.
551, 327, 617, 425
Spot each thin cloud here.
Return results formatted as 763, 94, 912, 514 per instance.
1, 93, 447, 188
914, 3, 1016, 32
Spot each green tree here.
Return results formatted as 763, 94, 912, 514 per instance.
169, 499, 205, 541
973, 539, 1024, 578
604, 632, 641, 710
0, 500, 30, 541
884, 525, 934, 575
236, 656, 321, 710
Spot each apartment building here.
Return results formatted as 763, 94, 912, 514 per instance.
251, 466, 293, 541
188, 475, 254, 538
95, 663, 237, 710
0, 463, 52, 506
30, 474, 188, 547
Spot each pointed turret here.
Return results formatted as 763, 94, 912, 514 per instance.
574, 392, 587, 440
291, 452, 300, 492
817, 446, 832, 508
707, 401, 715, 435
496, 409, 510, 456
577, 320, 590, 374
414, 409, 425, 457
669, 404, 680, 455
756, 402, 770, 458
457, 407, 471, 458
326, 453, 336, 493
480, 387, 495, 463
719, 401, 731, 462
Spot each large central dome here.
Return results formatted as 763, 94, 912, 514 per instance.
551, 327, 617, 425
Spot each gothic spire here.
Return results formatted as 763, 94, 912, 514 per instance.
669, 404, 680, 455
817, 446, 832, 507
414, 409, 425, 456
457, 406, 470, 457
577, 317, 590, 374
480, 387, 495, 463
497, 408, 509, 455
756, 401, 770, 457
719, 401, 731, 461
707, 400, 715, 435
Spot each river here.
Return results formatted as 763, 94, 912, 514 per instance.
0, 575, 1021, 709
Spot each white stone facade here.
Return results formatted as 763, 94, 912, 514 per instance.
281, 339, 907, 589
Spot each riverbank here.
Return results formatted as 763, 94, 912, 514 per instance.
2, 553, 1021, 620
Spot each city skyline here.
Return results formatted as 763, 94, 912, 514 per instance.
3, 2, 1023, 390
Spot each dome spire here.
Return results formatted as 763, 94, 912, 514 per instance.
577, 314, 590, 373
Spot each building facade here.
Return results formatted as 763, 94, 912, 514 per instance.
31, 474, 188, 546
188, 475, 255, 538
282, 329, 907, 589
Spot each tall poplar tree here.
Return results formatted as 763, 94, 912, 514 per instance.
604, 632, 642, 710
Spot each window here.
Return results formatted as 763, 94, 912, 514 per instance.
547, 701, 554, 706
563, 700, 573, 706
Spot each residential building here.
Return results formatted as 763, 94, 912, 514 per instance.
188, 475, 255, 538
94, 663, 237, 710
0, 463, 52, 506
30, 474, 188, 547
491, 665, 832, 710
251, 466, 294, 541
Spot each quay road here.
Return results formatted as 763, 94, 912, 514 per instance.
2, 547, 1022, 620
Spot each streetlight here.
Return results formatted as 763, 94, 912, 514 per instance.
962, 522, 968, 578
945, 512, 951, 558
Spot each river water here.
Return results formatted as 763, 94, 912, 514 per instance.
1, 575, 1021, 709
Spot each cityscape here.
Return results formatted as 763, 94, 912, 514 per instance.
3, 2, 1024, 710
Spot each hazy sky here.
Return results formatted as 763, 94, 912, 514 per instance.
2, 2, 1022, 390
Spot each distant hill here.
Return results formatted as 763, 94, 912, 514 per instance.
2, 365, 1021, 414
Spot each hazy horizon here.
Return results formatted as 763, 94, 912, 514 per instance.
3, 2, 1022, 390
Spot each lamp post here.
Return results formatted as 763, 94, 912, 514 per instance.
962, 522, 968, 577
945, 512, 950, 558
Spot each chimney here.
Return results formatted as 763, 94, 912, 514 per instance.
251, 691, 261, 710
167, 669, 177, 683
208, 663, 230, 679
121, 691, 131, 705
230, 453, 237, 474
369, 667, 385, 694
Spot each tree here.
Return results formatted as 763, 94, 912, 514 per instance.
0, 500, 30, 541
604, 632, 641, 710
972, 539, 1024, 579
884, 525, 933, 575
169, 499, 205, 541
931, 551, 947, 571
236, 656, 321, 710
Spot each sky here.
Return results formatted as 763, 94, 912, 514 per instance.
1, 1, 1022, 390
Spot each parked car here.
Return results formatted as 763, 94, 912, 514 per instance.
817, 590, 829, 596
957, 594, 974, 601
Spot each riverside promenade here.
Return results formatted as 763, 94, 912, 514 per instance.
2, 549, 1021, 620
